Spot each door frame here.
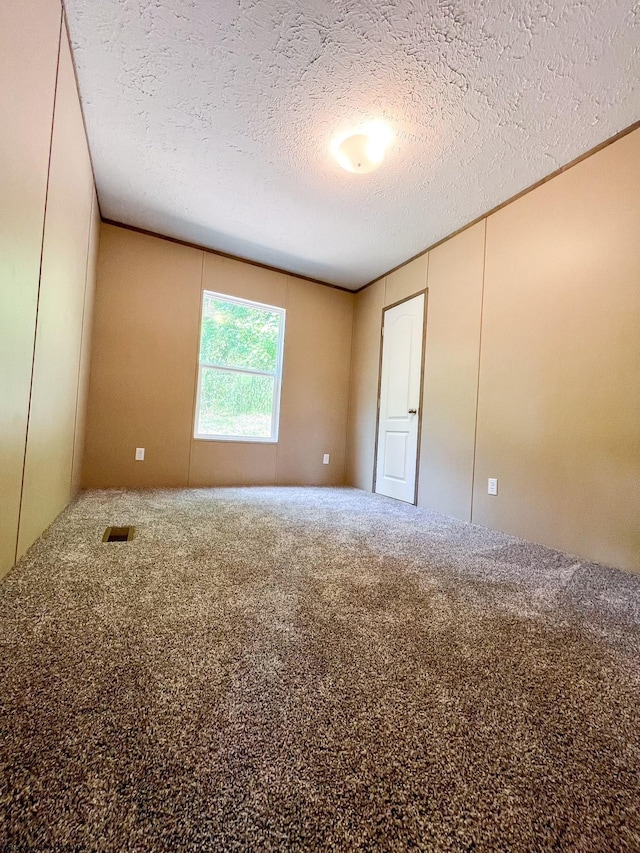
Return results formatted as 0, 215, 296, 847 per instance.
372, 289, 429, 505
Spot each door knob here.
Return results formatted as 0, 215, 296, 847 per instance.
408, 408, 417, 414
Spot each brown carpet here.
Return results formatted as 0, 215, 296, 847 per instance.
1, 487, 639, 852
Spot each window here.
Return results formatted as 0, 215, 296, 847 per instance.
194, 291, 285, 442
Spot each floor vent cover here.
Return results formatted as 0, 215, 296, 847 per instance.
102, 526, 135, 543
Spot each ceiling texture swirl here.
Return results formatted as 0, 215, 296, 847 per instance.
64, 0, 639, 288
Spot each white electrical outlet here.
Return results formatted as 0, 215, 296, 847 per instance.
135, 448, 145, 461
488, 477, 498, 496
323, 454, 330, 465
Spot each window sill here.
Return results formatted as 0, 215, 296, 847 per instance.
193, 434, 279, 444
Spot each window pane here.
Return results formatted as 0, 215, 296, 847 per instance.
200, 295, 281, 372
197, 368, 274, 438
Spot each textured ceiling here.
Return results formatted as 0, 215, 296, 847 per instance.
64, 0, 639, 289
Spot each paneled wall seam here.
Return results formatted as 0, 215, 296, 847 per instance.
14, 7, 64, 563
61, 10, 102, 219
275, 275, 291, 484
69, 192, 95, 492
186, 250, 205, 486
469, 218, 488, 524
344, 283, 358, 486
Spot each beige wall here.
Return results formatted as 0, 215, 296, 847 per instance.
83, 227, 202, 488
276, 278, 354, 485
18, 34, 98, 557
473, 130, 640, 572
0, 1, 99, 575
385, 256, 428, 307
0, 0, 61, 575
345, 279, 385, 490
347, 128, 640, 574
83, 225, 354, 489
418, 221, 485, 521
71, 195, 101, 493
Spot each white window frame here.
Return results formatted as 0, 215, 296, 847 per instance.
193, 291, 286, 443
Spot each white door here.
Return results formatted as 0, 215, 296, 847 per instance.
375, 293, 425, 503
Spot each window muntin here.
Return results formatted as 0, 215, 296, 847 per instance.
194, 292, 285, 442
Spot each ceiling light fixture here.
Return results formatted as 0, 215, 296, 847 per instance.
332, 121, 393, 174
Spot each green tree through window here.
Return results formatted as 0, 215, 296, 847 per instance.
195, 292, 285, 441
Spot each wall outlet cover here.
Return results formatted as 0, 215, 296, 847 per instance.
135, 448, 145, 461
488, 477, 498, 496
323, 454, 330, 465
